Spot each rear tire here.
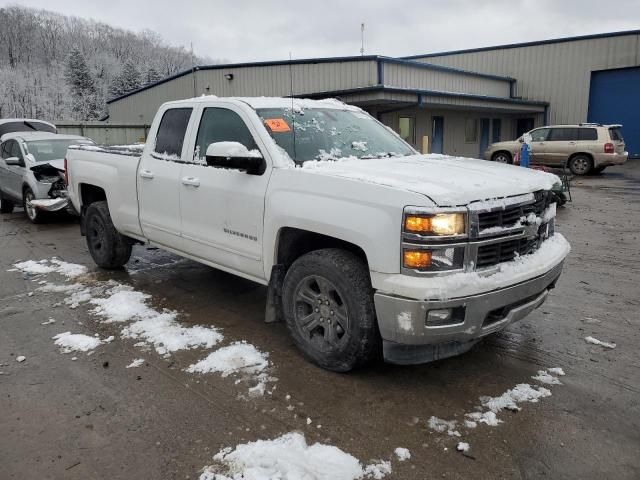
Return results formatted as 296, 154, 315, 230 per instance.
568, 154, 593, 176
282, 248, 380, 372
0, 197, 14, 214
23, 188, 45, 223
492, 151, 512, 164
85, 201, 132, 269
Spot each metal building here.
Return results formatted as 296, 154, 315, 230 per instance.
105, 30, 640, 157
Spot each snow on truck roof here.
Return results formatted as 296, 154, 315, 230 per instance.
162, 96, 361, 111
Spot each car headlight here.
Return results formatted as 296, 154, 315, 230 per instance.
404, 212, 466, 236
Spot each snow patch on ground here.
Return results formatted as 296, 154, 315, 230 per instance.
585, 336, 616, 349
13, 258, 87, 278
394, 447, 411, 461
186, 342, 269, 396
429, 369, 563, 438
13, 257, 273, 396
456, 442, 470, 453
532, 370, 562, 385
201, 432, 393, 480
122, 313, 223, 356
126, 358, 145, 368
53, 332, 103, 353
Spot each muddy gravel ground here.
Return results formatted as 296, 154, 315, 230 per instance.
1, 161, 639, 480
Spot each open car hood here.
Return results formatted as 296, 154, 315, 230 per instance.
30, 159, 65, 175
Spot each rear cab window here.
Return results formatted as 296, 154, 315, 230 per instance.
608, 127, 624, 142
154, 108, 193, 160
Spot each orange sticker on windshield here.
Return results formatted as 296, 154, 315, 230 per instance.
264, 118, 291, 132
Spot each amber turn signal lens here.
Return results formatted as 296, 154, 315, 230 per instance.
404, 215, 432, 233
403, 250, 432, 269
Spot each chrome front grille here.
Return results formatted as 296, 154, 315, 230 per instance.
477, 191, 548, 230
476, 237, 538, 268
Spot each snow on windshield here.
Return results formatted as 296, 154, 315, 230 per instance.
257, 108, 414, 163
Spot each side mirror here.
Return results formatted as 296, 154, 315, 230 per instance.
205, 142, 265, 175
5, 156, 22, 166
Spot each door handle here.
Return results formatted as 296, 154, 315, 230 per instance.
568, 142, 576, 145
139, 169, 154, 179
181, 176, 200, 187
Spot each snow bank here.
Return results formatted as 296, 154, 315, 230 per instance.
53, 332, 103, 353
200, 432, 391, 480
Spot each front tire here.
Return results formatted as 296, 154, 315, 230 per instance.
23, 188, 45, 223
0, 197, 14, 214
492, 151, 512, 164
282, 249, 380, 372
568, 154, 593, 176
85, 201, 132, 269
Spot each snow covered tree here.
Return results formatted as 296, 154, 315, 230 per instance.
109, 60, 142, 98
145, 66, 162, 85
64, 47, 100, 120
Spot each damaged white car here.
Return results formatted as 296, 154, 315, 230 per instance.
0, 132, 93, 223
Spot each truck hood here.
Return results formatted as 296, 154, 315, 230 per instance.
300, 154, 559, 207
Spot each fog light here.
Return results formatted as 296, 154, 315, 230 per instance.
426, 309, 452, 326
426, 307, 466, 326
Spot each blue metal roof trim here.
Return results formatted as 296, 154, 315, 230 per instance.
300, 85, 549, 107
402, 29, 640, 59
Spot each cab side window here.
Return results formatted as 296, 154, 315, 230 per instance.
154, 108, 193, 159
530, 128, 549, 142
579, 128, 598, 141
194, 108, 258, 163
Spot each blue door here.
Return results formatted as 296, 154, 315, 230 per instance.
431, 116, 443, 154
479, 118, 490, 158
588, 67, 640, 158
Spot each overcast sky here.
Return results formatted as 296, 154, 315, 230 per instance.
5, 0, 640, 63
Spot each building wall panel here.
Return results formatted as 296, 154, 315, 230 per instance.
411, 33, 640, 124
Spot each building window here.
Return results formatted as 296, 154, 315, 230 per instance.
399, 117, 415, 145
465, 118, 478, 143
492, 119, 502, 143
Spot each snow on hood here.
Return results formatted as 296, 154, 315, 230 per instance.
301, 154, 559, 207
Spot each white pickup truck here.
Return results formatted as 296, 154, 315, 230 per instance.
66, 96, 570, 371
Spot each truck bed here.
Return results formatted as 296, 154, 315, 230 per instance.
66, 144, 144, 239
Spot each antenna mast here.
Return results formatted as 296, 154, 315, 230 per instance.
360, 23, 365, 56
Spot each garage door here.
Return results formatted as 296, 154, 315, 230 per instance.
588, 67, 640, 158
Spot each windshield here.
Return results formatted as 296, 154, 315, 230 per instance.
24, 139, 93, 162
256, 107, 415, 163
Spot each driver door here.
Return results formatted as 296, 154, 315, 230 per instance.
1, 140, 26, 199
179, 105, 271, 280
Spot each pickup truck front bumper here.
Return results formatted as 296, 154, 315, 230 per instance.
374, 255, 565, 365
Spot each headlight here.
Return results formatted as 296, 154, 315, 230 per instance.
404, 212, 465, 236
403, 247, 465, 271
